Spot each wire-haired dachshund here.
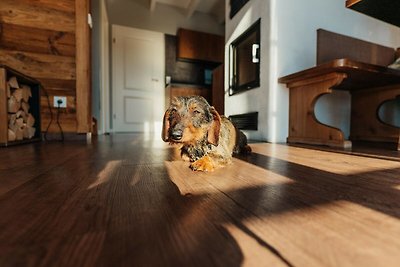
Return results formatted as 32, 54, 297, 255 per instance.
162, 96, 251, 172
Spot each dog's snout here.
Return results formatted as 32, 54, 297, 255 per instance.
171, 130, 183, 141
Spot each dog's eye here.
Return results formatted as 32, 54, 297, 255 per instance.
169, 108, 177, 119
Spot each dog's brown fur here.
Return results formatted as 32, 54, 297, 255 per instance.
162, 96, 251, 172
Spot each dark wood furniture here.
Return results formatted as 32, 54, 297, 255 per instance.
177, 28, 224, 63
166, 32, 224, 111
279, 30, 400, 150
165, 34, 218, 86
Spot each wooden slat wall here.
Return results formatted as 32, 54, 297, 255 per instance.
0, 0, 80, 133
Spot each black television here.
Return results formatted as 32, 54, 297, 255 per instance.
229, 19, 261, 95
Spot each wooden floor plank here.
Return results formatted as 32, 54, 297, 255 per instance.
0, 134, 399, 267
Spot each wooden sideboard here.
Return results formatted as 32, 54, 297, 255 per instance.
279, 59, 400, 150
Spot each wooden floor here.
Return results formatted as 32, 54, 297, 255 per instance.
0, 134, 400, 267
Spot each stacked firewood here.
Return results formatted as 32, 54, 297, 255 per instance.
7, 76, 36, 141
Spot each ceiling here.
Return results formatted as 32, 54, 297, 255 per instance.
149, 0, 225, 23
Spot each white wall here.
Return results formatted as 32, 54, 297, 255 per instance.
105, 0, 224, 35
225, 0, 270, 141
225, 0, 400, 142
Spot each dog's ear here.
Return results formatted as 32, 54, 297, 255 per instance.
207, 107, 221, 146
162, 109, 171, 142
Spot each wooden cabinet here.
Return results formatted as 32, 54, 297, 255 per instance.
177, 29, 224, 63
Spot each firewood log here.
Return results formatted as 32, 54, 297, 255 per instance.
15, 127, 24, 141
8, 115, 18, 133
9, 123, 18, 133
27, 126, 36, 139
23, 125, 29, 139
8, 114, 16, 127
8, 96, 20, 113
16, 118, 24, 128
22, 112, 28, 123
21, 101, 30, 114
21, 85, 32, 102
7, 83, 11, 98
8, 129, 16, 142
8, 76, 19, 89
26, 113, 35, 127
13, 88, 24, 102
16, 110, 22, 118
16, 110, 28, 122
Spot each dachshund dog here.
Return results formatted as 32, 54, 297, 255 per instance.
162, 96, 251, 172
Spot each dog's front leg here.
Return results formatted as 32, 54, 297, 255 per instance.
190, 155, 215, 172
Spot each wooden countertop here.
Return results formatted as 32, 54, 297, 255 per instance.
278, 58, 400, 91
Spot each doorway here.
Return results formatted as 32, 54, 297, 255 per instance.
111, 25, 165, 133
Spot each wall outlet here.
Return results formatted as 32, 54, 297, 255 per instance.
54, 96, 67, 108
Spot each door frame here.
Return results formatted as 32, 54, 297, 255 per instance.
111, 25, 165, 133
100, 0, 110, 134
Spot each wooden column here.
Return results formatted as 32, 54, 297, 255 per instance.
75, 0, 92, 133
286, 72, 351, 148
212, 64, 225, 115
0, 68, 7, 143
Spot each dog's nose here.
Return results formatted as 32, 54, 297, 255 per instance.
171, 130, 183, 140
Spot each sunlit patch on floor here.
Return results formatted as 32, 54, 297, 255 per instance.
164, 158, 294, 196
88, 160, 122, 189
251, 143, 400, 176
224, 223, 289, 267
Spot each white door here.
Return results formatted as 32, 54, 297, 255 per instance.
112, 25, 165, 133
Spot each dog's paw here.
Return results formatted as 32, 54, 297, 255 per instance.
190, 156, 215, 172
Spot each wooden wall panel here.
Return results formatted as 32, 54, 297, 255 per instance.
0, 50, 75, 80
40, 97, 77, 133
0, 0, 87, 135
0, 0, 75, 32
25, 0, 76, 13
0, 23, 76, 57
40, 79, 76, 96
